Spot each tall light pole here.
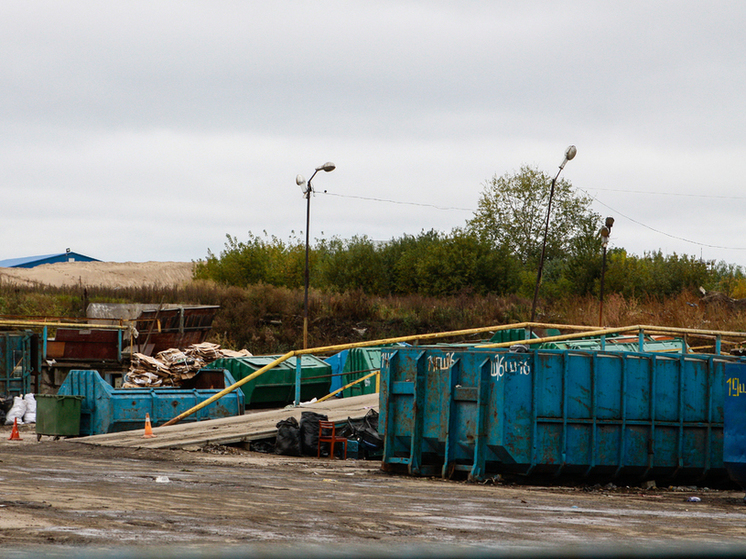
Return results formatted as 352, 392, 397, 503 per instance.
296, 161, 336, 349
530, 145, 577, 323
598, 216, 614, 327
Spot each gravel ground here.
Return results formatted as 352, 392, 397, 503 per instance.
3, 422, 746, 557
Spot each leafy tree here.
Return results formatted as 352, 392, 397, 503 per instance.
467, 165, 600, 267
193, 232, 304, 288
315, 235, 388, 294
603, 250, 712, 299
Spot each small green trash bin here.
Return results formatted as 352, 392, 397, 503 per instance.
35, 394, 84, 437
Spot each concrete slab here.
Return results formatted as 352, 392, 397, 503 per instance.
69, 393, 379, 449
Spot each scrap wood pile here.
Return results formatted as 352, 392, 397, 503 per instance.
123, 342, 251, 388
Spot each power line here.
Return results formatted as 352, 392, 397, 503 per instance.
579, 188, 746, 251
319, 190, 473, 212
323, 185, 746, 252
591, 187, 746, 200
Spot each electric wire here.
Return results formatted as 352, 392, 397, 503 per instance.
319, 190, 472, 212
320, 186, 746, 253
591, 187, 746, 200
579, 188, 746, 251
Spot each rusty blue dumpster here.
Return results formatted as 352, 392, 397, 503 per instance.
380, 346, 738, 483
57, 369, 244, 435
724, 362, 746, 488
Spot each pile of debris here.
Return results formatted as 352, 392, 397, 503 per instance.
123, 342, 251, 388
699, 286, 746, 310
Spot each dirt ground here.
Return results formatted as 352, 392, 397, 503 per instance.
2, 423, 746, 556
0, 261, 194, 289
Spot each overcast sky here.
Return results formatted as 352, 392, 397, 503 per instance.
2, 2, 745, 267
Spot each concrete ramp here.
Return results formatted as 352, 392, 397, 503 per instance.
70, 393, 379, 449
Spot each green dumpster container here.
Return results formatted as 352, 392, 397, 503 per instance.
341, 347, 381, 398
208, 355, 332, 408
35, 394, 84, 437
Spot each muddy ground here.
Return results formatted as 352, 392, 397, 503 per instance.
2, 423, 746, 557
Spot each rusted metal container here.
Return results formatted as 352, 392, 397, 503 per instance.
46, 328, 121, 361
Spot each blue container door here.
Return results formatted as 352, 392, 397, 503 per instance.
724, 362, 746, 487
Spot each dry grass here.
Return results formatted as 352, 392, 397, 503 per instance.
3, 281, 746, 355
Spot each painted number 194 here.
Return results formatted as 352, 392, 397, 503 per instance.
727, 377, 746, 397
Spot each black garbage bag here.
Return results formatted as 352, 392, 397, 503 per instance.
0, 397, 12, 424
337, 409, 382, 459
275, 417, 301, 456
250, 439, 275, 454
0, 396, 12, 414
299, 411, 328, 456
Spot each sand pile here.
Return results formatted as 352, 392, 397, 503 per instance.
0, 261, 195, 288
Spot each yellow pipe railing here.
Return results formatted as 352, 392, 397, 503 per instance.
0, 319, 127, 330
161, 321, 746, 427
316, 371, 379, 403
161, 323, 513, 426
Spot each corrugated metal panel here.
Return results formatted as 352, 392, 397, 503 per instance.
342, 347, 380, 398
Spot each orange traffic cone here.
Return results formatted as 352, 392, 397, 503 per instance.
143, 413, 156, 439
8, 417, 22, 441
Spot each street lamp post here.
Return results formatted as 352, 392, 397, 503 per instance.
598, 216, 614, 327
530, 145, 577, 323
296, 162, 336, 349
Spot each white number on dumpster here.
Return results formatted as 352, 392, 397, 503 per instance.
491, 355, 530, 380
428, 352, 455, 372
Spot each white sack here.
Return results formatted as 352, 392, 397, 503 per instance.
5, 396, 27, 425
23, 393, 37, 423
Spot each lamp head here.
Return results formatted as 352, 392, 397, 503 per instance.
600, 224, 610, 248
558, 145, 577, 170
316, 162, 336, 172
296, 174, 309, 194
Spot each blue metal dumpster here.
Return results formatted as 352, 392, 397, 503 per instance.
380, 346, 739, 483
0, 331, 36, 396
57, 369, 244, 435
723, 362, 746, 488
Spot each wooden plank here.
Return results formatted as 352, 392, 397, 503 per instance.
69, 393, 379, 449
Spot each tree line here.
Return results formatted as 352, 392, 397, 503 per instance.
194, 166, 745, 301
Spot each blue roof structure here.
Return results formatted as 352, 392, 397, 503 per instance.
0, 251, 101, 268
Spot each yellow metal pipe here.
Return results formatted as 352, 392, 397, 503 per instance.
160, 324, 510, 426
637, 324, 746, 339
290, 323, 523, 355
162, 321, 746, 427
0, 319, 127, 330
316, 371, 379, 403
161, 351, 297, 426
479, 323, 746, 349
477, 325, 643, 348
